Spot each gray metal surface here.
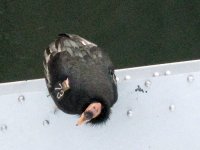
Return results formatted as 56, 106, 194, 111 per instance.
0, 60, 200, 150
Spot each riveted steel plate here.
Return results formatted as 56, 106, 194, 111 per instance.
0, 60, 200, 150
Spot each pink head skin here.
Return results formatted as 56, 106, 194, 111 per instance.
76, 102, 102, 126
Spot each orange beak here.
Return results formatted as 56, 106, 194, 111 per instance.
76, 113, 88, 126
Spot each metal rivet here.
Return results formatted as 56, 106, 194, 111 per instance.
127, 109, 133, 117
165, 70, 171, 76
153, 72, 160, 77
43, 120, 50, 126
18, 95, 25, 103
124, 75, 131, 80
0, 124, 7, 132
145, 80, 152, 87
169, 104, 176, 112
187, 75, 194, 82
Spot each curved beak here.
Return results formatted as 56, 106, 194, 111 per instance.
76, 113, 89, 126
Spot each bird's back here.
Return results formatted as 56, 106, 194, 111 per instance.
44, 34, 96, 85
43, 34, 117, 118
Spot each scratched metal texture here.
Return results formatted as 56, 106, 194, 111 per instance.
0, 60, 200, 150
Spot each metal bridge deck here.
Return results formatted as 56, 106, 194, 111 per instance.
0, 60, 200, 150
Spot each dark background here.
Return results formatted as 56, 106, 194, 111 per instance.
0, 0, 200, 83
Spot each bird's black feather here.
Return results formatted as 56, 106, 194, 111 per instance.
43, 33, 118, 125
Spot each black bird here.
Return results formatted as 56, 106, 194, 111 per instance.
43, 33, 118, 125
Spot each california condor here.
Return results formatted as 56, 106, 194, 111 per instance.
43, 33, 118, 126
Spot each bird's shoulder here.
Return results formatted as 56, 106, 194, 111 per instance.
43, 33, 111, 88
44, 33, 107, 64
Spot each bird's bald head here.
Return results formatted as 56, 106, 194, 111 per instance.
76, 102, 102, 126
